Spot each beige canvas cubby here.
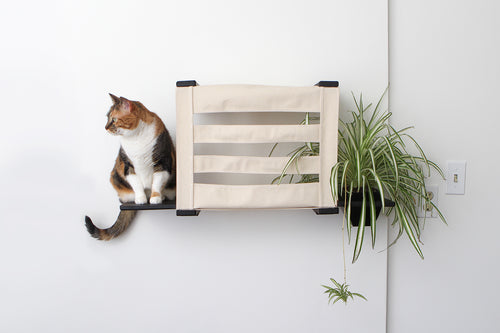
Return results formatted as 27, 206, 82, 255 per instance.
175, 81, 339, 215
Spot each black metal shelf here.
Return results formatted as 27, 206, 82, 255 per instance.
120, 200, 176, 211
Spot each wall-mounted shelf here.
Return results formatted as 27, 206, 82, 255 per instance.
175, 80, 340, 215
120, 201, 338, 216
120, 200, 176, 211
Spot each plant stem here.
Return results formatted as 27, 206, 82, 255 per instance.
342, 176, 347, 283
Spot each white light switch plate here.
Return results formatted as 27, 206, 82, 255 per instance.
446, 160, 466, 195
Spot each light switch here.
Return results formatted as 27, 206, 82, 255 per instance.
446, 160, 466, 195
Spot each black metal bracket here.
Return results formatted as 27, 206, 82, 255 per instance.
176, 80, 198, 87
315, 81, 339, 87
313, 207, 340, 215
176, 210, 201, 216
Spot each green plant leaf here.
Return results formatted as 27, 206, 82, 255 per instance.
367, 186, 377, 248
353, 177, 367, 263
382, 136, 399, 189
340, 160, 350, 194
330, 162, 341, 203
268, 142, 279, 157
330, 278, 342, 289
276, 145, 308, 184
346, 184, 353, 241
352, 293, 368, 301
365, 167, 385, 211
396, 202, 424, 259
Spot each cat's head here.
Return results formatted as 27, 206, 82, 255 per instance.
105, 94, 140, 136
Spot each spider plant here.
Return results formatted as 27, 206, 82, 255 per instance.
322, 278, 367, 305
331, 90, 446, 263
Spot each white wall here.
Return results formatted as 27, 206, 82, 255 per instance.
388, 0, 500, 332
0, 1, 389, 333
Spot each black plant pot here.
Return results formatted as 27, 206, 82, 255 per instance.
338, 192, 395, 227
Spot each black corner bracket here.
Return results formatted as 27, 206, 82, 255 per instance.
315, 81, 339, 87
313, 207, 340, 215
176, 80, 198, 87
176, 210, 201, 216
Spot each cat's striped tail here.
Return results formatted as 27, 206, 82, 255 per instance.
85, 211, 137, 240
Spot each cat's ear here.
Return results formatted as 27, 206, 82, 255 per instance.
109, 93, 120, 105
119, 97, 133, 114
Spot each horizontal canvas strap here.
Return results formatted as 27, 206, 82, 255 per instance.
194, 155, 320, 174
193, 124, 320, 143
193, 183, 319, 209
193, 84, 321, 113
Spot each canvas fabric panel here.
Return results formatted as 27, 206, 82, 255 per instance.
193, 85, 320, 113
194, 124, 320, 143
194, 155, 320, 174
176, 87, 195, 210
319, 87, 339, 207
193, 183, 319, 209
176, 83, 339, 210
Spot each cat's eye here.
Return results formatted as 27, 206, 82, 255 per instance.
112, 118, 117, 122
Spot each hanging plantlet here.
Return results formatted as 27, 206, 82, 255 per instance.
322, 277, 367, 305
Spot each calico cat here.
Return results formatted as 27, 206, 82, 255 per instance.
85, 94, 176, 240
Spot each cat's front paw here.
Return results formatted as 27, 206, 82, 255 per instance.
135, 194, 148, 205
150, 192, 163, 204
150, 196, 163, 204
